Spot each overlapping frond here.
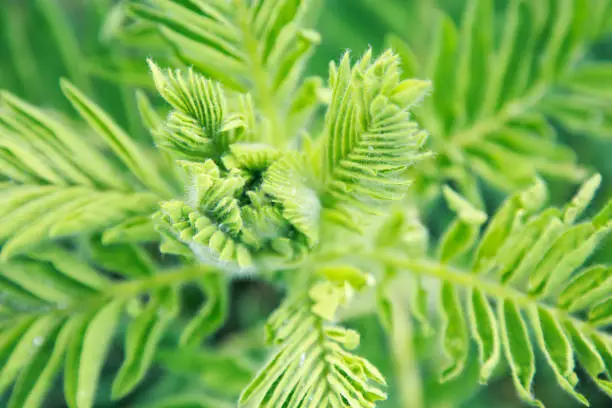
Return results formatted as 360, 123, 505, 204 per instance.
0, 90, 176, 258
0, 0, 159, 146
319, 49, 430, 220
130, 0, 323, 144
149, 48, 431, 271
0, 244, 225, 408
155, 157, 313, 272
0, 185, 159, 260
240, 267, 386, 407
389, 0, 612, 203
382, 176, 612, 406
130, 0, 318, 94
0, 65, 194, 406
0, 247, 151, 408
148, 60, 324, 270
6, 0, 611, 406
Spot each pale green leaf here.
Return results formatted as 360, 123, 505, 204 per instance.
8, 318, 79, 408
64, 300, 123, 408
442, 186, 487, 224
240, 290, 386, 407
439, 282, 469, 382
0, 92, 129, 190
437, 220, 482, 264
563, 173, 602, 224
26, 246, 109, 291
499, 300, 542, 407
0, 316, 59, 394
529, 307, 587, 405
0, 258, 91, 304
101, 216, 159, 244
322, 50, 430, 214
564, 320, 606, 380
588, 298, 612, 327
467, 288, 500, 383
262, 153, 320, 245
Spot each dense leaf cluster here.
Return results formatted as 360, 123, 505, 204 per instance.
0, 0, 611, 407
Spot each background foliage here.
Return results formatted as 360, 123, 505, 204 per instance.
1, 0, 611, 407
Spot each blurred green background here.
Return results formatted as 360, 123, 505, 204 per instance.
1, 0, 611, 407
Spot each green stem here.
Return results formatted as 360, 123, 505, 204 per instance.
234, 0, 284, 145
382, 275, 424, 408
110, 266, 211, 297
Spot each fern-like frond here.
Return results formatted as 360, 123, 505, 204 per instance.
148, 62, 323, 271
0, 70, 195, 406
0, 247, 121, 407
379, 175, 612, 406
0, 243, 224, 407
0, 0, 160, 146
130, 0, 323, 144
240, 267, 386, 407
389, 0, 612, 203
0, 87, 176, 257
543, 60, 612, 140
0, 185, 159, 260
319, 49, 430, 219
130, 0, 318, 94
149, 49, 432, 270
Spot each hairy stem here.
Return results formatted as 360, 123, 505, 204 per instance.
234, 0, 284, 146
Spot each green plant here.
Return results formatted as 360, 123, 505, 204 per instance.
386, 0, 612, 206
0, 1, 611, 408
0, 0, 157, 142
